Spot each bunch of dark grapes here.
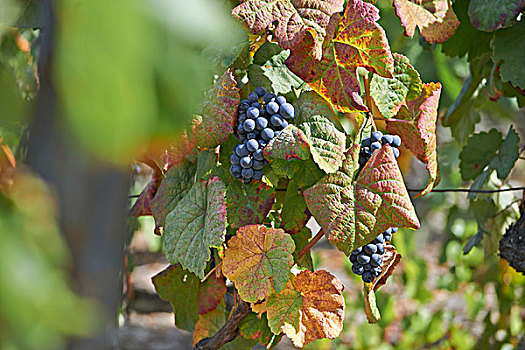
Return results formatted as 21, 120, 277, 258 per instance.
358, 130, 401, 167
350, 227, 398, 283
230, 86, 295, 184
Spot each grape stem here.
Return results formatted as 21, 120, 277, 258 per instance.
297, 229, 325, 260
363, 74, 377, 132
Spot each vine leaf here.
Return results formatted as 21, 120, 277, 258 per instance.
248, 42, 304, 96
270, 158, 325, 189
286, 0, 394, 113
231, 0, 344, 60
192, 69, 240, 149
291, 227, 314, 271
304, 144, 419, 255
129, 170, 162, 217
226, 180, 275, 229
468, 0, 523, 32
294, 90, 337, 124
197, 273, 227, 315
459, 129, 503, 181
222, 225, 295, 303
266, 270, 345, 347
370, 53, 422, 119
264, 125, 311, 161
164, 176, 227, 279
493, 20, 525, 90
386, 82, 441, 196
281, 180, 310, 234
152, 264, 200, 332
239, 313, 277, 347
150, 162, 196, 228
489, 126, 521, 180
392, 0, 459, 43
364, 243, 402, 323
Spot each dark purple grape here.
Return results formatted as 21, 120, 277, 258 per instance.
251, 102, 261, 109
391, 135, 401, 147
266, 101, 279, 115
261, 128, 275, 141
374, 234, 385, 244
362, 137, 372, 147
281, 120, 289, 128
238, 113, 247, 124
248, 92, 258, 102
235, 144, 249, 157
237, 124, 246, 135
246, 107, 259, 119
355, 246, 363, 253
392, 147, 400, 158
247, 132, 257, 140
352, 264, 364, 275
230, 154, 240, 165
230, 165, 241, 178
242, 168, 254, 178
350, 253, 358, 264
240, 156, 252, 169
376, 243, 384, 254
252, 160, 265, 170
275, 95, 286, 105
371, 141, 382, 152
256, 117, 268, 130
357, 254, 370, 264
270, 115, 283, 127
254, 86, 266, 97
362, 271, 374, 283
246, 139, 259, 152
258, 140, 267, 148
364, 244, 377, 255
243, 178, 252, 184
381, 134, 394, 145
263, 92, 276, 103
243, 119, 256, 132
253, 149, 265, 161
279, 103, 294, 119
371, 131, 383, 142
370, 254, 382, 267
391, 228, 398, 233
239, 100, 250, 111
253, 169, 264, 180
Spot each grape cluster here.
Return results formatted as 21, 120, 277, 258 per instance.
230, 86, 295, 184
358, 131, 401, 167
350, 227, 398, 283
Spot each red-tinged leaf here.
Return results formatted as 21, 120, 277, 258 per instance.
222, 225, 295, 303
286, 0, 394, 113
147, 131, 199, 171
239, 313, 276, 347
264, 125, 311, 161
392, 0, 459, 43
197, 273, 227, 315
130, 168, 163, 217
267, 270, 345, 347
0, 141, 16, 191
152, 264, 200, 332
364, 243, 402, 323
281, 180, 310, 234
231, 0, 344, 60
226, 180, 275, 229
468, 0, 523, 32
386, 82, 441, 196
164, 176, 227, 279
192, 69, 240, 149
150, 162, 196, 227
303, 144, 419, 255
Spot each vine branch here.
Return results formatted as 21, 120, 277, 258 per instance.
298, 229, 325, 260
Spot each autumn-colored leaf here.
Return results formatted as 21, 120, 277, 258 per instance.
468, 0, 523, 32
232, 0, 344, 60
304, 144, 419, 255
364, 243, 402, 323
129, 168, 163, 217
264, 125, 311, 161
226, 180, 275, 229
239, 312, 276, 347
0, 140, 16, 191
146, 130, 199, 171
192, 69, 240, 149
197, 273, 227, 315
152, 264, 200, 332
150, 162, 196, 227
386, 82, 441, 196
222, 225, 295, 303
164, 176, 227, 278
392, 0, 459, 43
267, 270, 345, 347
370, 53, 422, 119
286, 0, 394, 113
281, 180, 310, 234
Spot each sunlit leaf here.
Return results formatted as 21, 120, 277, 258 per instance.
232, 0, 344, 60
294, 90, 337, 124
222, 225, 295, 303
226, 180, 275, 229
264, 125, 311, 161
270, 158, 325, 189
267, 270, 344, 347
386, 82, 441, 196
392, 0, 459, 43
164, 176, 227, 278
468, 0, 523, 32
304, 144, 419, 255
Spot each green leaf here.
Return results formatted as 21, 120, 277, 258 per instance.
298, 115, 346, 173
304, 144, 420, 255
266, 270, 344, 347
222, 225, 295, 303
459, 129, 503, 181
239, 313, 274, 347
291, 226, 314, 271
248, 42, 304, 96
164, 176, 227, 278
270, 158, 325, 189
489, 126, 520, 179
441, 0, 493, 60
386, 82, 441, 196
467, 169, 491, 200
392, 0, 459, 43
232, 0, 344, 60
152, 264, 200, 332
195, 149, 217, 180
281, 181, 310, 234
468, 0, 523, 32
192, 69, 240, 149
264, 125, 311, 161
150, 162, 196, 227
226, 180, 275, 229
493, 20, 525, 90
370, 53, 422, 119
286, 0, 394, 113
294, 90, 337, 125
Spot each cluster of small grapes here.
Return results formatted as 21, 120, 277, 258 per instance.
350, 227, 398, 283
230, 86, 295, 184
358, 131, 402, 167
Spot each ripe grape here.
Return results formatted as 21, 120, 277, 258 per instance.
256, 117, 268, 130
230, 154, 240, 165
240, 156, 252, 169
241, 168, 254, 178
248, 92, 258, 102
246, 139, 259, 152
246, 107, 259, 119
279, 103, 294, 119
243, 119, 256, 132
235, 144, 249, 157
275, 95, 286, 105
261, 128, 274, 141
266, 101, 279, 115
254, 86, 266, 97
253, 149, 265, 161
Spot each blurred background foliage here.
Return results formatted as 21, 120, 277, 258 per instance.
0, 0, 524, 349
